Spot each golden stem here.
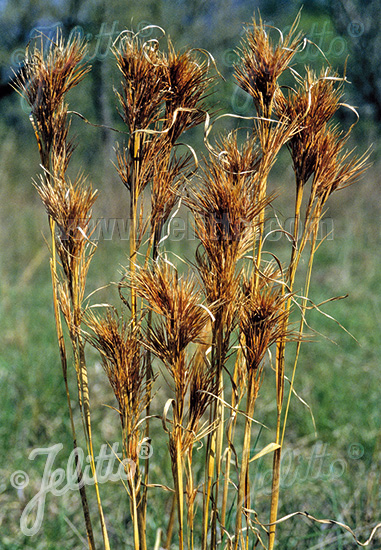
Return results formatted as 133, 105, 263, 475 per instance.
269, 180, 304, 550
221, 355, 240, 529
49, 219, 96, 550
234, 375, 256, 550
281, 219, 320, 448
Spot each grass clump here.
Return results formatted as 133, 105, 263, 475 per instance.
12, 13, 379, 550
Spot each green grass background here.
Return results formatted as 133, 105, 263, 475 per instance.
0, 8, 380, 549
1, 123, 379, 549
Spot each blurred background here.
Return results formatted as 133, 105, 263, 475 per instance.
0, 0, 379, 548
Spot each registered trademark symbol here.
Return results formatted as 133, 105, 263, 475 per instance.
138, 440, 153, 459
348, 443, 364, 460
347, 21, 365, 38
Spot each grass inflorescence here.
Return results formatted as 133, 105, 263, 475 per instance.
13, 13, 379, 550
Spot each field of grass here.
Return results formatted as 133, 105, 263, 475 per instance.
0, 116, 379, 549
0, 17, 380, 547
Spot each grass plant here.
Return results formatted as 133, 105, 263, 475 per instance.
13, 32, 110, 550
12, 13, 379, 550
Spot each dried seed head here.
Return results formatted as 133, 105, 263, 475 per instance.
276, 67, 344, 186
85, 309, 149, 441
187, 132, 271, 313
313, 125, 371, 201
239, 268, 291, 371
150, 142, 192, 232
113, 35, 168, 132
127, 261, 211, 366
182, 356, 217, 453
164, 40, 214, 142
35, 173, 97, 282
235, 13, 303, 115
189, 132, 268, 252
13, 32, 89, 159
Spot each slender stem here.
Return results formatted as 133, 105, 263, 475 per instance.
129, 132, 141, 329
211, 329, 225, 550
78, 339, 111, 550
203, 310, 225, 550
49, 219, 96, 550
186, 451, 195, 550
253, 100, 273, 288
66, 240, 110, 549
164, 493, 177, 549
281, 219, 320, 448
269, 180, 304, 550
234, 373, 256, 550
128, 131, 149, 550
139, 222, 162, 549
253, 176, 267, 291
130, 478, 140, 550
287, 183, 304, 282
202, 408, 216, 550
221, 355, 240, 529
176, 436, 185, 550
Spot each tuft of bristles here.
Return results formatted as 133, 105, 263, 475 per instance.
85, 309, 149, 461
276, 67, 345, 187
126, 260, 211, 367
239, 267, 293, 372
34, 173, 97, 291
13, 32, 89, 169
234, 12, 303, 116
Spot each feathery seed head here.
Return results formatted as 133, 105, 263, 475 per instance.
13, 33, 89, 159
189, 132, 267, 249
239, 268, 290, 371
164, 41, 214, 141
234, 13, 303, 115
85, 310, 148, 433
188, 133, 271, 305
127, 261, 211, 366
313, 125, 371, 201
113, 34, 168, 132
35, 174, 97, 283
277, 67, 344, 185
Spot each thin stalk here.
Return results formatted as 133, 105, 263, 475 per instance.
128, 131, 148, 550
202, 407, 216, 550
123, 410, 143, 550
137, 487, 147, 550
268, 447, 281, 550
281, 219, 320, 448
164, 493, 177, 549
49, 219, 96, 550
175, 436, 185, 550
211, 328, 225, 549
252, 172, 268, 291
202, 311, 224, 550
186, 452, 195, 550
253, 101, 273, 289
78, 340, 111, 550
221, 356, 240, 529
287, 183, 304, 281
139, 224, 162, 550
234, 374, 256, 550
167, 353, 186, 550
129, 131, 142, 329
268, 180, 304, 550
130, 479, 141, 550
175, 362, 186, 550
69, 251, 110, 550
